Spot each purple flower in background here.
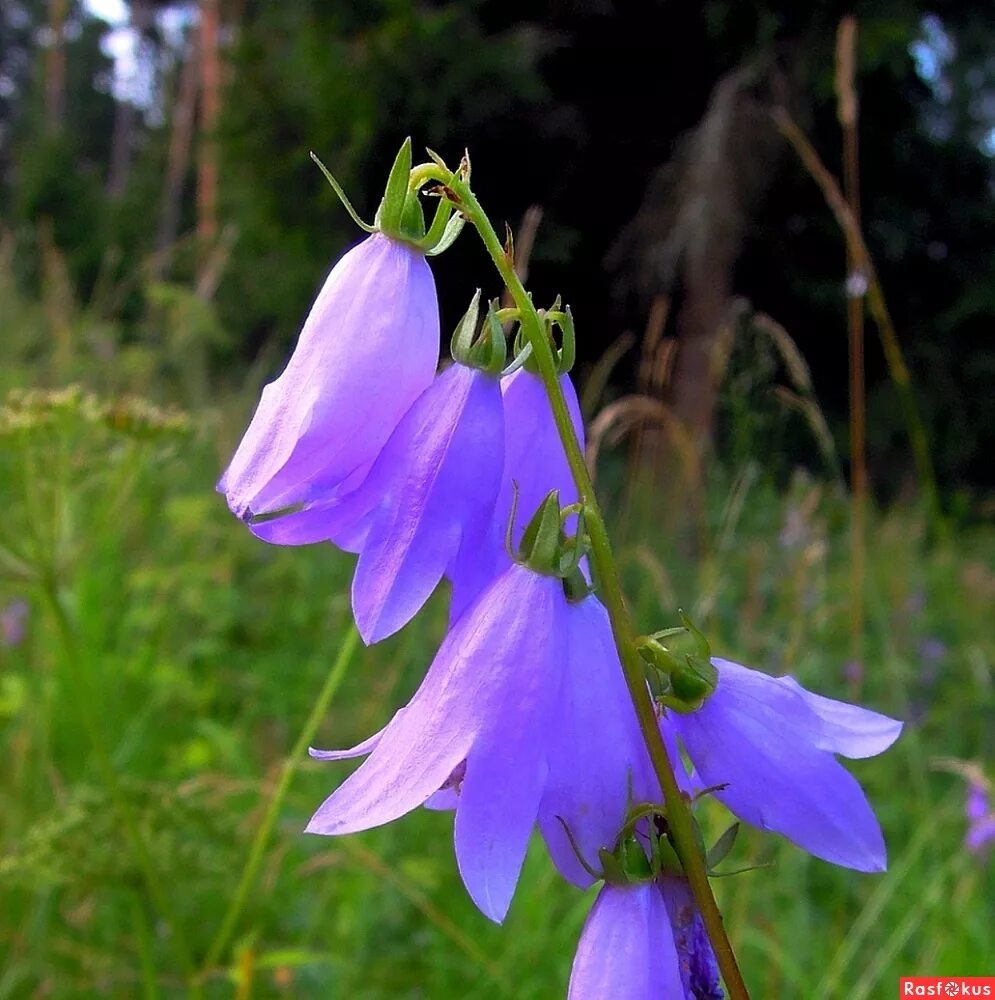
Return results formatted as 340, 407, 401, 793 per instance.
1, 600, 28, 647
449, 369, 585, 619
307, 574, 655, 922
218, 233, 439, 527
965, 778, 995, 855
257, 362, 504, 643
670, 659, 902, 871
567, 880, 688, 999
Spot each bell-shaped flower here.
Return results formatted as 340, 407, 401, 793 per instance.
307, 562, 561, 921
307, 542, 657, 923
258, 361, 504, 642
449, 368, 586, 620
218, 232, 439, 526
669, 658, 903, 871
539, 595, 660, 888
567, 880, 688, 1000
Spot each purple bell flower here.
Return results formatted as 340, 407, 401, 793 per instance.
258, 362, 504, 643
449, 369, 585, 620
307, 569, 653, 923
669, 658, 902, 871
219, 233, 439, 526
567, 880, 688, 999
307, 562, 562, 922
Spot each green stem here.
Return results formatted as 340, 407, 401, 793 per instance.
445, 173, 751, 998
200, 624, 360, 980
41, 576, 203, 999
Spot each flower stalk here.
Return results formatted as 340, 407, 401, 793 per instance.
441, 169, 751, 999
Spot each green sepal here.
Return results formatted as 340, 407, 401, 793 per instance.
425, 212, 465, 256
450, 295, 506, 376
706, 822, 740, 870
309, 152, 376, 233
450, 290, 482, 361
517, 490, 562, 575
619, 836, 654, 881
375, 137, 414, 236
638, 610, 718, 712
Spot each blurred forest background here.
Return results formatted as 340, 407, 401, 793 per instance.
1, 1, 993, 998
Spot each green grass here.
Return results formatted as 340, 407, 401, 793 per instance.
0, 387, 992, 999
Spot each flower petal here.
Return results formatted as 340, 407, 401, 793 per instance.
540, 596, 652, 888
673, 661, 889, 871
221, 233, 439, 525
775, 676, 903, 759
351, 364, 504, 643
452, 571, 563, 922
568, 882, 684, 1000
448, 370, 585, 618
306, 566, 557, 843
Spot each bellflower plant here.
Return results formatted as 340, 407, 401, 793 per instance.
217, 142, 906, 1000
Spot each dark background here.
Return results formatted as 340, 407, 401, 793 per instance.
3, 0, 993, 500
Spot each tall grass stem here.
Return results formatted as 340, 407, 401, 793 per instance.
200, 623, 360, 981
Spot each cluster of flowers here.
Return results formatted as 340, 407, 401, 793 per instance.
220, 159, 902, 997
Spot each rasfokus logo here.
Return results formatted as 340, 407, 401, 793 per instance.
900, 979, 995, 997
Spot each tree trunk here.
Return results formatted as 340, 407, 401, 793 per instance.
196, 0, 221, 276
44, 0, 68, 134
153, 32, 199, 278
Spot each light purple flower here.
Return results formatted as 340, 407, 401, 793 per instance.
670, 659, 902, 871
965, 780, 995, 855
539, 596, 658, 888
567, 881, 686, 999
257, 362, 504, 642
449, 369, 585, 620
308, 563, 562, 922
218, 233, 439, 526
307, 572, 652, 922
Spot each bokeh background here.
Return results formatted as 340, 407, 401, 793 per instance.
1, 1, 993, 997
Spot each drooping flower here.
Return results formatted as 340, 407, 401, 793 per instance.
307, 562, 562, 922
567, 880, 688, 1000
258, 361, 504, 643
218, 233, 439, 527
449, 368, 585, 620
669, 658, 902, 871
307, 568, 655, 922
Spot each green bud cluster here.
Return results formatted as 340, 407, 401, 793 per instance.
636, 611, 718, 713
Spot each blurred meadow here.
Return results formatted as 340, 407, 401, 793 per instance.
1, 2, 994, 998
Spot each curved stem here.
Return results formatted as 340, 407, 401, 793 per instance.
446, 174, 750, 998
200, 624, 360, 980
